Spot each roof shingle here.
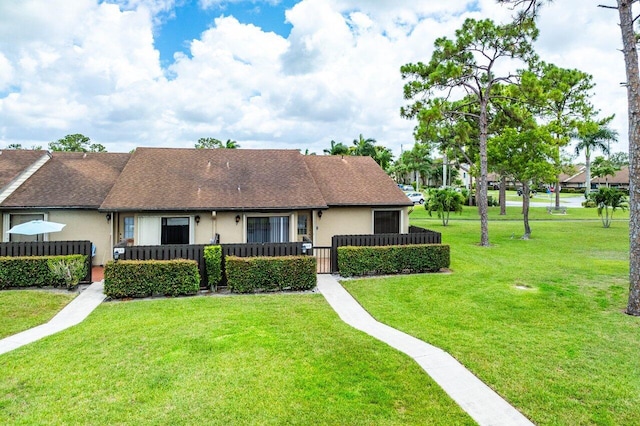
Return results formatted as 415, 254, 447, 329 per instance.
0, 150, 47, 189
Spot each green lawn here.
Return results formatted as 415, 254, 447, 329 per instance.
0, 295, 473, 425
343, 218, 639, 425
0, 290, 76, 339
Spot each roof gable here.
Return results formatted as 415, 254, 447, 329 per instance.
0, 150, 48, 189
2, 152, 131, 208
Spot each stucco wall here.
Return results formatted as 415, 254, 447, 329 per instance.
2, 210, 111, 266
312, 206, 409, 247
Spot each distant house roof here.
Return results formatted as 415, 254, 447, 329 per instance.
303, 155, 411, 206
2, 152, 131, 209
592, 166, 629, 185
0, 150, 47, 189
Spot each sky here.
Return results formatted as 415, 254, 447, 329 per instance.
0, 0, 628, 160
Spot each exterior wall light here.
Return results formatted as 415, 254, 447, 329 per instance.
105, 213, 111, 222
235, 214, 241, 224
194, 215, 201, 224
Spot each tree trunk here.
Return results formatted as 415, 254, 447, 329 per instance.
469, 175, 474, 206
500, 176, 507, 215
522, 181, 531, 239
585, 149, 592, 195
619, 0, 640, 316
478, 98, 490, 246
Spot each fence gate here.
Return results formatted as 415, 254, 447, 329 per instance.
313, 246, 333, 274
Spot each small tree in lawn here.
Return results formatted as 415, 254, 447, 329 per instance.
425, 188, 465, 226
589, 187, 628, 228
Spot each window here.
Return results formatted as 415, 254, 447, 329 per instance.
161, 217, 189, 245
297, 214, 308, 236
9, 213, 44, 242
373, 210, 400, 234
123, 216, 134, 240
247, 216, 290, 243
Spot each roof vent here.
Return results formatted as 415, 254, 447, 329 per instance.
83, 153, 87, 158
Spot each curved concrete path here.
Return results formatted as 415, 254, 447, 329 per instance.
317, 274, 534, 426
0, 281, 106, 356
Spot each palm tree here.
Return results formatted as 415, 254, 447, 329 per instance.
224, 139, 240, 149
374, 146, 394, 171
350, 134, 376, 157
323, 140, 349, 155
573, 116, 618, 195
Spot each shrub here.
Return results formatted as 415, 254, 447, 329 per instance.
104, 259, 200, 299
204, 245, 223, 290
225, 255, 316, 293
0, 255, 86, 289
337, 244, 450, 277
48, 256, 88, 289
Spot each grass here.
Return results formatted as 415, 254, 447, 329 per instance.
0, 290, 76, 339
343, 218, 639, 425
0, 295, 473, 425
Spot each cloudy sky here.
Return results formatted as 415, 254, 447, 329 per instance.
0, 0, 628, 159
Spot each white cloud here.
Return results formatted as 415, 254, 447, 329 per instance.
0, 0, 632, 159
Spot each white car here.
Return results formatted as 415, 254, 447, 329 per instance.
405, 192, 425, 204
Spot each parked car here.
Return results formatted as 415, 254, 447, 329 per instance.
397, 184, 414, 191
406, 192, 425, 204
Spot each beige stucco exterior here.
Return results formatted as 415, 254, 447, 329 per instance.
2, 209, 112, 266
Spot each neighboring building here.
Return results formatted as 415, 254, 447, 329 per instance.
0, 148, 412, 265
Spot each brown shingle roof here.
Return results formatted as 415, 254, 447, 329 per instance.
592, 166, 629, 184
100, 148, 328, 211
2, 152, 131, 208
0, 150, 48, 189
303, 155, 412, 206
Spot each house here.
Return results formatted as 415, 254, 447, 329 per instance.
0, 148, 412, 265
560, 165, 630, 191
0, 151, 131, 264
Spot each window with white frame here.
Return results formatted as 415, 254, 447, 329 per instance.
247, 216, 290, 243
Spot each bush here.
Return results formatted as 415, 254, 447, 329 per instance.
104, 259, 200, 299
0, 255, 87, 289
337, 244, 450, 277
204, 245, 222, 290
225, 255, 316, 293
48, 256, 88, 289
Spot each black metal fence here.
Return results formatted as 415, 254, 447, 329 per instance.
0, 240, 93, 283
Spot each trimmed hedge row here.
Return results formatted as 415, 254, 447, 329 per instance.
104, 259, 200, 299
204, 245, 222, 289
0, 255, 87, 289
337, 244, 450, 277
225, 255, 316, 293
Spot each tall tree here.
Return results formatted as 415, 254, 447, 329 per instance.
401, 18, 539, 246
374, 145, 394, 172
350, 134, 377, 157
223, 139, 240, 149
49, 134, 106, 152
610, 151, 630, 168
573, 116, 618, 195
5, 143, 23, 149
498, 0, 640, 316
195, 138, 222, 149
323, 140, 349, 155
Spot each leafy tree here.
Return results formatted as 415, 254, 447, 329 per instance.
610, 151, 630, 168
521, 62, 594, 207
5, 143, 23, 149
195, 137, 239, 149
424, 187, 465, 226
49, 134, 106, 152
401, 17, 539, 246
374, 146, 394, 172
350, 134, 377, 157
573, 116, 618, 194
393, 144, 432, 189
489, 125, 557, 239
591, 156, 619, 188
323, 140, 349, 155
195, 138, 222, 149
587, 187, 628, 228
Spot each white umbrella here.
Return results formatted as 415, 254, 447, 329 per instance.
7, 220, 66, 236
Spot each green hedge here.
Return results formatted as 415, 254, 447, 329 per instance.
225, 255, 316, 293
0, 255, 87, 289
104, 259, 200, 299
203, 245, 222, 289
337, 244, 450, 277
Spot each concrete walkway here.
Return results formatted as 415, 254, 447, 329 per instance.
0, 281, 106, 356
316, 274, 534, 426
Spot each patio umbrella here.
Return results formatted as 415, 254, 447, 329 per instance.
7, 220, 66, 236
